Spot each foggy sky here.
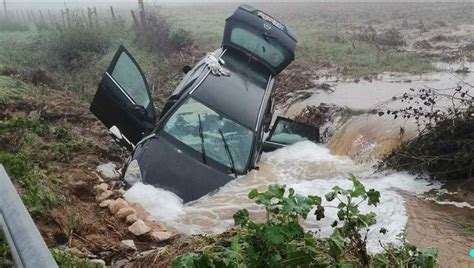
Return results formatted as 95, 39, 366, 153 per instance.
3, 0, 472, 12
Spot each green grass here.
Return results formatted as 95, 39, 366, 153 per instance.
0, 115, 82, 218
52, 249, 102, 268
0, 76, 29, 102
163, 4, 435, 77
0, 230, 13, 267
297, 33, 433, 76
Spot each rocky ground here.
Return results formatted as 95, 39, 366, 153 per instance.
0, 89, 179, 266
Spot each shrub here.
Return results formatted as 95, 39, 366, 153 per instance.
379, 83, 473, 181
135, 9, 193, 55
135, 10, 175, 55
169, 29, 193, 49
36, 17, 114, 70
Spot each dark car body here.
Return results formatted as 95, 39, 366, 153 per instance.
90, 5, 319, 202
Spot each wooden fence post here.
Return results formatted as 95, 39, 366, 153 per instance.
48, 10, 53, 24
87, 7, 92, 26
110, 6, 115, 20
3, 0, 8, 20
130, 10, 138, 27
61, 9, 66, 26
93, 6, 98, 23
38, 10, 44, 24
65, 8, 70, 25
138, 0, 145, 26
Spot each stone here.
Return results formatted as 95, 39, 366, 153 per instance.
116, 207, 135, 219
150, 231, 173, 242
120, 239, 137, 250
99, 199, 113, 208
96, 162, 119, 179
90, 259, 106, 267
126, 213, 138, 224
93, 183, 109, 193
109, 198, 128, 214
145, 217, 167, 232
130, 203, 151, 219
96, 190, 113, 202
128, 220, 151, 236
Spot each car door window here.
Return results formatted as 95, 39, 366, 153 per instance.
268, 117, 319, 145
111, 52, 150, 107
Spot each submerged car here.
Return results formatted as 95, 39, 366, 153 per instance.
90, 4, 320, 202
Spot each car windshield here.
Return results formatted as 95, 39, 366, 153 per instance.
162, 97, 253, 172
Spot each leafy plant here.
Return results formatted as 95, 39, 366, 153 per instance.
51, 249, 102, 268
171, 176, 437, 267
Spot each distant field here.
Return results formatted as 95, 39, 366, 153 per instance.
163, 2, 473, 76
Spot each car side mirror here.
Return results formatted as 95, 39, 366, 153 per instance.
109, 126, 134, 151
109, 125, 123, 140
183, 65, 192, 74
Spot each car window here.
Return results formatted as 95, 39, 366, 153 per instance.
269, 118, 319, 145
163, 98, 253, 172
111, 52, 150, 107
230, 27, 285, 67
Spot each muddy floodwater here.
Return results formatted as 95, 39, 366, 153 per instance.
125, 64, 474, 267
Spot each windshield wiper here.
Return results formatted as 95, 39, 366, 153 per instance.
218, 129, 237, 178
198, 114, 207, 164
262, 32, 278, 42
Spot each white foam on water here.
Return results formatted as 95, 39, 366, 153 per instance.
124, 183, 185, 222
123, 141, 442, 253
289, 172, 442, 252
262, 141, 345, 163
425, 198, 474, 209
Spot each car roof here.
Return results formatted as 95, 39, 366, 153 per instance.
191, 50, 272, 130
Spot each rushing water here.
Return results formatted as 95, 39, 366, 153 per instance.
124, 64, 474, 266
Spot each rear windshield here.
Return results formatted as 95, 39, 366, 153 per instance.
230, 27, 287, 68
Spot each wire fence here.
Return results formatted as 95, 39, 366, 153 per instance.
0, 0, 146, 28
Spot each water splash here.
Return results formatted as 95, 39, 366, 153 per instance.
124, 141, 441, 252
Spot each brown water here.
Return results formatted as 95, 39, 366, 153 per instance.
283, 64, 474, 267
125, 64, 474, 266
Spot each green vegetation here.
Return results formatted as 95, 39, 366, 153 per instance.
0, 114, 91, 218
51, 249, 102, 268
139, 176, 437, 267
165, 3, 439, 77
297, 34, 433, 76
0, 21, 29, 32
0, 76, 29, 102
0, 10, 193, 103
0, 231, 13, 267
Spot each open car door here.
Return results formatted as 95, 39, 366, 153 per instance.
90, 45, 156, 145
262, 116, 320, 152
